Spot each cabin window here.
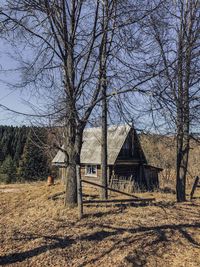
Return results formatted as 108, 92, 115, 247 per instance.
85, 165, 97, 176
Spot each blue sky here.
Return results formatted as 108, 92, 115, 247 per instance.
0, 39, 162, 132
0, 39, 168, 133
0, 39, 38, 125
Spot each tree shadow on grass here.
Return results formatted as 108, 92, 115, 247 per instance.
83, 199, 176, 212
123, 230, 168, 267
0, 235, 73, 266
1, 219, 200, 266
81, 230, 118, 242
75, 199, 176, 220
81, 222, 200, 266
82, 200, 177, 219
124, 224, 200, 267
83, 208, 125, 219
191, 197, 200, 200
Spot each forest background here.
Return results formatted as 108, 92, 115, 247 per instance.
1, 125, 199, 190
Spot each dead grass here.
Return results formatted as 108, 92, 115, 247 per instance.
0, 181, 200, 267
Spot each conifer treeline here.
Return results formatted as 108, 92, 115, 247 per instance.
0, 125, 50, 183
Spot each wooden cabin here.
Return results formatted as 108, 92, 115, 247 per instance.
52, 125, 162, 191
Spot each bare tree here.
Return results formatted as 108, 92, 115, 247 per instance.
0, 0, 105, 206
146, 0, 200, 201
0, 0, 165, 206
99, 0, 117, 199
93, 0, 164, 199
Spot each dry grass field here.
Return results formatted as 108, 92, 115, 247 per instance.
0, 181, 200, 267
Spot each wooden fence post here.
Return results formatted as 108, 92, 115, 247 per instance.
76, 165, 83, 219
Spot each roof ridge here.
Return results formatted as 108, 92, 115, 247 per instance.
85, 123, 131, 131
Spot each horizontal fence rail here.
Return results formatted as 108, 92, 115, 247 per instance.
76, 175, 155, 219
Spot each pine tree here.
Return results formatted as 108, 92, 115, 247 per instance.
0, 125, 51, 182
0, 155, 17, 183
19, 128, 50, 180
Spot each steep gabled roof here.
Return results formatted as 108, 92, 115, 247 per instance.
52, 124, 131, 165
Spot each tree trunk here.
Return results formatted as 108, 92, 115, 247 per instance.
175, 1, 191, 202
176, 133, 186, 202
176, 14, 186, 202
176, 95, 189, 202
176, 135, 189, 202
63, 122, 83, 207
100, 0, 109, 200
101, 87, 108, 199
64, 156, 77, 206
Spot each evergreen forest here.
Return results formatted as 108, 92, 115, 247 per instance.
0, 125, 51, 183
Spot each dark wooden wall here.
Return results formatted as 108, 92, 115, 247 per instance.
58, 164, 159, 191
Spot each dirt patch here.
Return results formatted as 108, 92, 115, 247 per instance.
0, 188, 22, 193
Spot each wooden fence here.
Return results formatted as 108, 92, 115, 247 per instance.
76, 165, 155, 219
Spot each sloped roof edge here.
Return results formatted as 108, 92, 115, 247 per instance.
52, 124, 131, 165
